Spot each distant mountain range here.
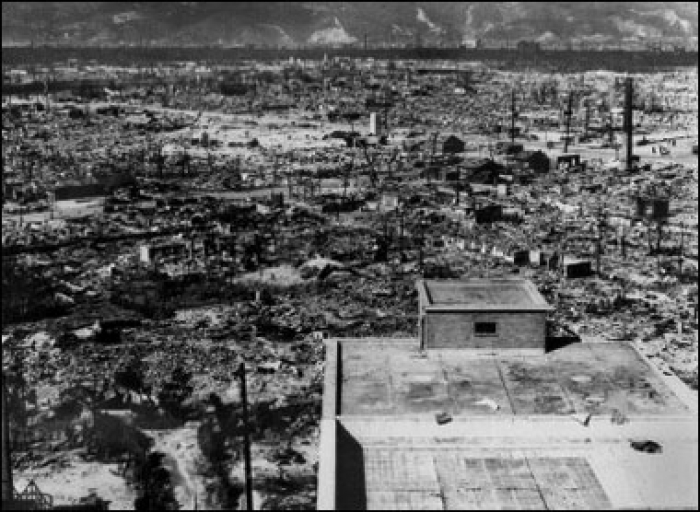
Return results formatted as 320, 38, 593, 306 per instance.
2, 2, 698, 47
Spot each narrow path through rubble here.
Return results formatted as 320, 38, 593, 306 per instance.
146, 428, 206, 510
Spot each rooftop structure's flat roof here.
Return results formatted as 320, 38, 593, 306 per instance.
320, 339, 699, 510
419, 279, 552, 312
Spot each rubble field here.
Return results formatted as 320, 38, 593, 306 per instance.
2, 57, 697, 509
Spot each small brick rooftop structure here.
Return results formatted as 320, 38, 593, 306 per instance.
418, 279, 553, 351
317, 279, 699, 511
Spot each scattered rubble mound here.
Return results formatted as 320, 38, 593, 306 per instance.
237, 265, 305, 286
14, 458, 136, 510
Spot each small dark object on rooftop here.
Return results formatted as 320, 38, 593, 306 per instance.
611, 409, 629, 425
630, 440, 663, 454
435, 412, 453, 425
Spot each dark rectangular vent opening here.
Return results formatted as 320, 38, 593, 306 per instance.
475, 322, 498, 336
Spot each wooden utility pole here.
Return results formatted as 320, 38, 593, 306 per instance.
44, 76, 50, 114
678, 224, 685, 274
563, 91, 573, 154
623, 77, 634, 172
383, 88, 391, 137
655, 220, 663, 272
596, 205, 607, 276
237, 362, 254, 511
645, 218, 653, 255
2, 373, 13, 502
620, 225, 627, 259
510, 89, 516, 147
398, 199, 405, 261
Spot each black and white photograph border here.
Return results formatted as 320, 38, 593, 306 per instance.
2, 2, 698, 510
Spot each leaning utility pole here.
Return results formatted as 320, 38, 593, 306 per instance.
237, 363, 253, 511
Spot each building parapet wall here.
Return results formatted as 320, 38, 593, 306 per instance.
318, 339, 340, 511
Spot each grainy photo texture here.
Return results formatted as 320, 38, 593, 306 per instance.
2, 2, 698, 510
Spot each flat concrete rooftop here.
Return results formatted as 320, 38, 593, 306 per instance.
338, 432, 699, 510
419, 279, 552, 312
319, 339, 699, 510
338, 339, 692, 418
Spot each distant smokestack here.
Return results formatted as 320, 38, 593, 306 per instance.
624, 77, 634, 171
